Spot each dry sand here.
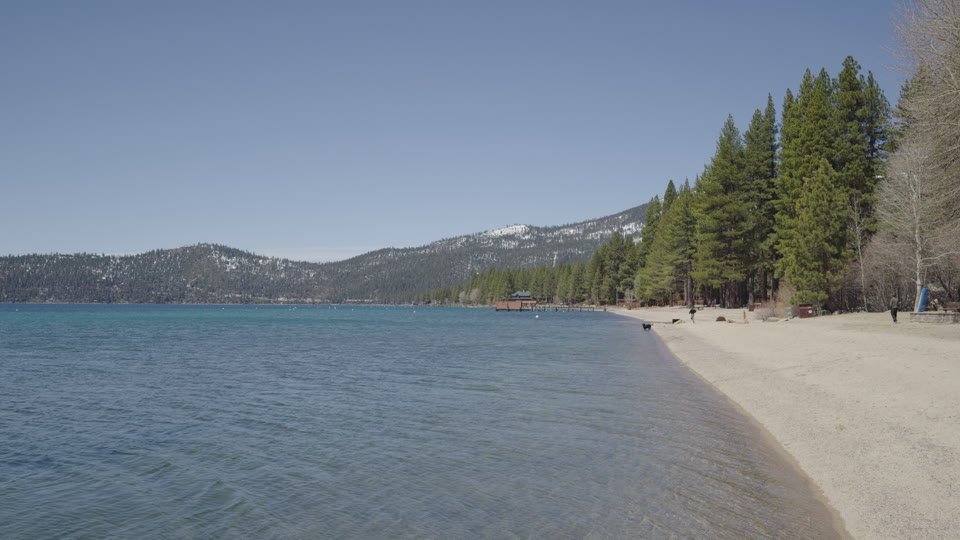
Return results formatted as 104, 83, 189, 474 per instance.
613, 306, 960, 539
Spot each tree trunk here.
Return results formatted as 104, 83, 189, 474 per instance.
914, 186, 923, 310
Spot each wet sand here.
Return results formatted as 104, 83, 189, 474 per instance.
613, 306, 960, 539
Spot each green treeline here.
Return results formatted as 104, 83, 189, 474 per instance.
428, 56, 903, 310
645, 57, 890, 308
422, 231, 640, 305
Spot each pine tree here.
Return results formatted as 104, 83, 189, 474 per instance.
636, 182, 696, 305
862, 71, 891, 170
833, 59, 892, 308
636, 196, 662, 269
889, 69, 928, 152
602, 232, 630, 304
776, 68, 838, 300
586, 245, 607, 303
774, 60, 891, 309
570, 261, 587, 303
692, 115, 749, 306
777, 159, 849, 305
662, 180, 678, 213
742, 95, 779, 302
555, 265, 572, 303
778, 70, 835, 207
617, 236, 638, 298
494, 271, 514, 300
833, 56, 874, 200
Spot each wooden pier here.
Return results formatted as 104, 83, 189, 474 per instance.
494, 302, 604, 312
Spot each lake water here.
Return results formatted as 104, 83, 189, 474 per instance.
0, 305, 839, 538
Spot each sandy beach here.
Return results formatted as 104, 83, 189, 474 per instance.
613, 306, 960, 539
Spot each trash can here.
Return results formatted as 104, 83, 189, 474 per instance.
798, 304, 815, 318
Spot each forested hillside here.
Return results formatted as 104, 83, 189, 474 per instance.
0, 205, 646, 304
422, 231, 640, 305
430, 47, 960, 311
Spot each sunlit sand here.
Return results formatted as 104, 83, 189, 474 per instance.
614, 306, 960, 539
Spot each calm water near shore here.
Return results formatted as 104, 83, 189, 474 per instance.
1, 305, 839, 538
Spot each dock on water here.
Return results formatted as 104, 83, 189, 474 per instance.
494, 291, 605, 312
494, 301, 604, 312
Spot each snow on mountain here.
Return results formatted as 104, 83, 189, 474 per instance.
1, 204, 647, 304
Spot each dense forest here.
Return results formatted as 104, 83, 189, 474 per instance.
420, 231, 638, 305
427, 1, 960, 314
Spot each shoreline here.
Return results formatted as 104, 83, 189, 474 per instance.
613, 306, 960, 539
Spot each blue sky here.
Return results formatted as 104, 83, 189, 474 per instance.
2, 0, 904, 262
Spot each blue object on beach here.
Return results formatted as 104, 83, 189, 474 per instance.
917, 287, 929, 312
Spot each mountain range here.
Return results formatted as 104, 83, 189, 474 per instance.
1, 204, 646, 304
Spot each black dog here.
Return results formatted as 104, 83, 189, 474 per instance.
642, 323, 652, 331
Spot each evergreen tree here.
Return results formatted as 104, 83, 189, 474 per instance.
777, 70, 835, 208
742, 95, 779, 301
692, 115, 749, 306
777, 159, 849, 305
774, 60, 891, 309
833, 59, 892, 308
586, 245, 607, 303
637, 196, 662, 268
662, 180, 678, 213
602, 232, 628, 304
616, 236, 638, 299
493, 271, 514, 300
833, 56, 878, 202
555, 265, 572, 303
636, 182, 696, 305
776, 68, 838, 300
888, 68, 929, 152
862, 71, 891, 169
570, 261, 588, 303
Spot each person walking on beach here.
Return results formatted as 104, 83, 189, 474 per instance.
889, 295, 898, 323
689, 307, 697, 323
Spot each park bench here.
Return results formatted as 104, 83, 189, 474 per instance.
945, 302, 960, 312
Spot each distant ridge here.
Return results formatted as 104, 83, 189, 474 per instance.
0, 204, 646, 304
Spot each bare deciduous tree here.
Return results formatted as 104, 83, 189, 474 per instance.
848, 197, 872, 309
875, 137, 960, 307
896, 1, 960, 197
882, 0, 960, 308
876, 140, 936, 305
859, 233, 912, 309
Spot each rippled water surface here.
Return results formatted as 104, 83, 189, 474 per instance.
1, 305, 838, 538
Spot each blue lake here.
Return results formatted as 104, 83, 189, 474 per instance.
0, 305, 839, 538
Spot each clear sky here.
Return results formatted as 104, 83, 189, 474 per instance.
2, 0, 905, 262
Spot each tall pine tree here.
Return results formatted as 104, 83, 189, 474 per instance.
637, 181, 696, 305
692, 115, 749, 306
636, 195, 662, 270
777, 159, 849, 305
742, 95, 779, 302
775, 68, 840, 304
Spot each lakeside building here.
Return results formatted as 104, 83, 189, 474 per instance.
494, 291, 538, 311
